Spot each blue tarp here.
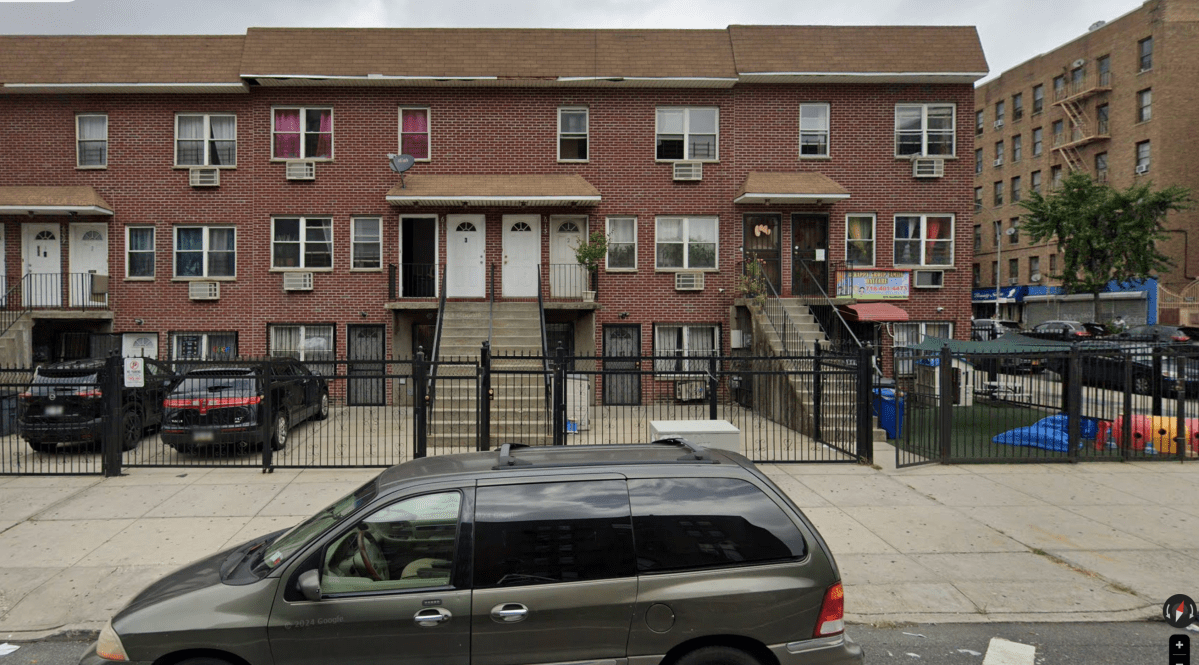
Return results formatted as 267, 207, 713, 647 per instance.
992, 414, 1100, 452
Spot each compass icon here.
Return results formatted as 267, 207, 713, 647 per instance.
1163, 594, 1197, 629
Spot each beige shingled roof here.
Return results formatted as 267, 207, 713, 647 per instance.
0, 186, 114, 215
242, 28, 736, 79
734, 172, 851, 204
386, 174, 601, 206
729, 25, 987, 75
0, 35, 244, 85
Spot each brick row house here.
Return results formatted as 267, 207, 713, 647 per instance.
0, 26, 986, 402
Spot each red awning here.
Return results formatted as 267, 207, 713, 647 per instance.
841, 303, 909, 322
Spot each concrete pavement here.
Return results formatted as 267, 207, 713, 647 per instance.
0, 446, 1196, 639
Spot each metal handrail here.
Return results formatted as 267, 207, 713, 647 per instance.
796, 258, 864, 350
488, 263, 495, 348
0, 277, 29, 339
427, 264, 449, 409
537, 264, 552, 412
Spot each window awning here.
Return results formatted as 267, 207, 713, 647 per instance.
840, 302, 909, 322
386, 174, 601, 207
733, 172, 850, 205
0, 186, 115, 216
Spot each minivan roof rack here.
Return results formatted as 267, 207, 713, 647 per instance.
491, 439, 715, 470
649, 437, 710, 461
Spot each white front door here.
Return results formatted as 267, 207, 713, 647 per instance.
502, 214, 540, 297
446, 214, 485, 298
549, 216, 587, 299
69, 222, 108, 307
22, 222, 62, 307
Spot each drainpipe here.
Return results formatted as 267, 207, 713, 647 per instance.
1164, 229, 1196, 280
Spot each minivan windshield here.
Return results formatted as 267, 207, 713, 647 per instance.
252, 480, 378, 575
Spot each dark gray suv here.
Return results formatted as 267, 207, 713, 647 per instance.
80, 441, 861, 665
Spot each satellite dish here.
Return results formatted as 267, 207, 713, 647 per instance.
1072, 58, 1086, 68
387, 153, 416, 173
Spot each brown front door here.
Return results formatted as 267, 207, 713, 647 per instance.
792, 214, 829, 297
743, 213, 781, 293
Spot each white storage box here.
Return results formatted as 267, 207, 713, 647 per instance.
650, 419, 741, 454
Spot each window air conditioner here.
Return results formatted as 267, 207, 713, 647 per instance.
913, 270, 944, 288
672, 161, 703, 181
188, 167, 220, 187
675, 380, 706, 402
993, 158, 1004, 166
188, 281, 220, 300
911, 157, 945, 178
1135, 164, 1150, 175
282, 271, 314, 291
1009, 277, 1019, 285
285, 160, 316, 180
994, 120, 1004, 128
1030, 273, 1043, 282
674, 272, 704, 290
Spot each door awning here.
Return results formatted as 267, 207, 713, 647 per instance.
0, 186, 114, 216
733, 172, 850, 205
386, 174, 601, 207
840, 302, 909, 322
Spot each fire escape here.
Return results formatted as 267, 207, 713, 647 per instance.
1052, 71, 1112, 174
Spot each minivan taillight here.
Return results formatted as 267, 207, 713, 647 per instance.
1172, 335, 1190, 342
814, 582, 845, 638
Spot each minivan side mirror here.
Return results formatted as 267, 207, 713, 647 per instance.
298, 569, 322, 601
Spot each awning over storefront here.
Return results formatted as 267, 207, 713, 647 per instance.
840, 302, 909, 322
0, 186, 114, 215
386, 174, 601, 207
733, 172, 850, 205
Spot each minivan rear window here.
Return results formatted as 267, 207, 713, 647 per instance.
628, 477, 805, 572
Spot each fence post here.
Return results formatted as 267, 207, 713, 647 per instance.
261, 359, 274, 472
1151, 349, 1163, 417
102, 354, 123, 477
553, 344, 566, 446
1067, 343, 1081, 461
938, 345, 952, 463
1174, 351, 1188, 462
413, 348, 428, 458
856, 345, 874, 464
479, 341, 491, 452
707, 353, 718, 420
812, 341, 823, 442
1122, 353, 1133, 461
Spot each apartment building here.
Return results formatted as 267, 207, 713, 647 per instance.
973, 0, 1199, 326
0, 26, 985, 393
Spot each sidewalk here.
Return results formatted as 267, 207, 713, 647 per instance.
0, 447, 1196, 639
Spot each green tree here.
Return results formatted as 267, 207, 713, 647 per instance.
1018, 171, 1191, 321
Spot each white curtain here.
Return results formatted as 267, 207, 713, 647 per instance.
210, 116, 236, 166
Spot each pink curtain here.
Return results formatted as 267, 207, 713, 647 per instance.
402, 110, 428, 133
314, 110, 333, 158
274, 109, 300, 158
402, 110, 429, 159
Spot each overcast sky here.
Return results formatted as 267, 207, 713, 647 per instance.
0, 0, 1146, 82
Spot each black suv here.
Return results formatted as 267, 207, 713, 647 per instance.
161, 358, 329, 453
18, 358, 171, 453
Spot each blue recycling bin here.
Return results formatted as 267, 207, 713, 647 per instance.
872, 388, 904, 440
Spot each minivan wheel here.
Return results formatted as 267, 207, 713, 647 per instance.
271, 410, 289, 451
121, 410, 143, 451
28, 442, 57, 454
176, 657, 234, 665
675, 646, 763, 665
313, 391, 329, 421
1131, 374, 1152, 395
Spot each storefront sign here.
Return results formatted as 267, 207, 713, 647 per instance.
836, 269, 909, 300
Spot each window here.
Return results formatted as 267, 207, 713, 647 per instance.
993, 181, 1004, 207
628, 478, 805, 572
1031, 170, 1042, 194
893, 322, 953, 375
174, 226, 235, 278
1137, 88, 1152, 122
995, 100, 1005, 124
1051, 165, 1063, 189
973, 263, 981, 287
399, 107, 430, 160
799, 103, 830, 157
1070, 66, 1084, 94
1029, 256, 1041, 280
474, 481, 634, 588
1098, 55, 1111, 85
323, 491, 462, 594
1009, 218, 1020, 244
1050, 253, 1058, 272
558, 107, 588, 161
175, 113, 236, 167
1097, 103, 1110, 134
973, 225, 982, 252
655, 216, 716, 269
846, 214, 875, 266
1051, 119, 1063, 146
606, 217, 636, 270
272, 107, 332, 160
272, 217, 332, 269
1139, 36, 1153, 71
1012, 93, 1024, 120
171, 332, 237, 361
126, 227, 155, 279
1053, 75, 1065, 99
994, 141, 1004, 166
975, 109, 984, 136
1008, 258, 1019, 281
76, 114, 107, 168
1011, 176, 1022, 203
654, 324, 719, 375
894, 214, 953, 267
1095, 152, 1108, 182
270, 324, 335, 372
974, 187, 983, 212
1032, 127, 1044, 156
975, 149, 983, 174
656, 107, 718, 161
1012, 134, 1022, 162
1136, 141, 1151, 173
894, 103, 955, 156
352, 217, 381, 269
1032, 84, 1044, 114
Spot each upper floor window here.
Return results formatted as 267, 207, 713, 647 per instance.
894, 104, 955, 157
974, 187, 983, 212
1137, 89, 1152, 123
1051, 164, 1063, 189
558, 107, 588, 161
175, 113, 236, 167
352, 217, 382, 270
1012, 134, 1022, 162
1012, 93, 1024, 121
1011, 176, 1022, 203
894, 214, 953, 267
656, 107, 718, 161
76, 113, 107, 168
1031, 170, 1042, 194
799, 103, 830, 157
1139, 37, 1153, 71
606, 217, 637, 270
994, 141, 1004, 166
975, 149, 983, 174
1032, 84, 1044, 114
126, 227, 155, 279
1053, 75, 1065, 98
175, 226, 235, 278
400, 107, 430, 160
1032, 127, 1044, 156
272, 107, 332, 160
975, 109, 984, 136
846, 214, 876, 267
656, 216, 717, 269
994, 100, 1005, 125
272, 217, 332, 269
1052, 119, 1064, 145
993, 181, 1004, 207
1098, 55, 1111, 85
1097, 103, 1110, 134
1095, 152, 1108, 181
1136, 141, 1151, 173
973, 226, 982, 252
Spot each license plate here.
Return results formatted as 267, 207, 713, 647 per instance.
193, 430, 214, 442
44, 405, 63, 416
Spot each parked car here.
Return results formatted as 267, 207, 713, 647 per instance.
1113, 324, 1199, 345
970, 318, 1022, 342
1044, 341, 1199, 396
970, 319, 1043, 373
161, 358, 328, 453
18, 358, 172, 453
79, 441, 861, 665
1023, 320, 1105, 341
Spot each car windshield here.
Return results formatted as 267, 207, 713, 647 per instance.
252, 480, 378, 575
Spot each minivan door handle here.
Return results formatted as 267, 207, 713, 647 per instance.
413, 607, 452, 627
490, 602, 528, 623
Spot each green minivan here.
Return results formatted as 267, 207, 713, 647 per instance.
81, 441, 862, 665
